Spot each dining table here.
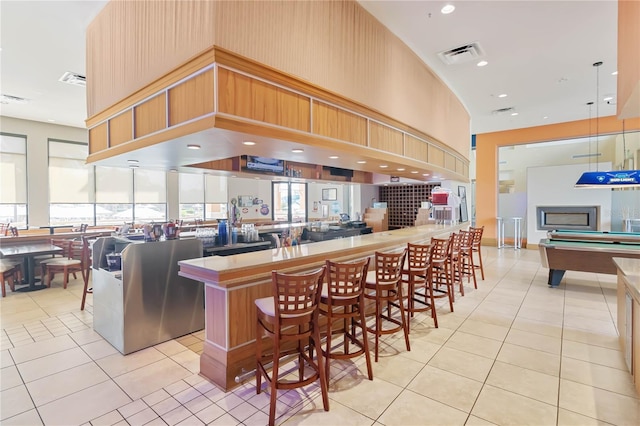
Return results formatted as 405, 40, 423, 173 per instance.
0, 243, 63, 292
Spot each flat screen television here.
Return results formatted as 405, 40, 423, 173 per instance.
244, 156, 284, 174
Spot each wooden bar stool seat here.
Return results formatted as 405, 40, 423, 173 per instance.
402, 242, 439, 330
319, 257, 373, 382
364, 249, 410, 362
256, 267, 329, 426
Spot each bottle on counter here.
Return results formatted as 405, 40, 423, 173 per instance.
218, 219, 228, 246
231, 227, 238, 244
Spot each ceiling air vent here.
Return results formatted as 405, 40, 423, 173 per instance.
437, 42, 484, 65
492, 107, 515, 115
59, 71, 86, 87
0, 94, 29, 104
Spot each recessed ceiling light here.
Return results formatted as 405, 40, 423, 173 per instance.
187, 144, 201, 150
380, 165, 388, 168
498, 94, 507, 98
477, 60, 488, 67
543, 116, 549, 119
47, 119, 56, 122
423, 173, 430, 176
397, 168, 405, 171
127, 159, 139, 164
243, 141, 256, 146
603, 96, 613, 101
411, 171, 419, 174
511, 112, 519, 116
292, 149, 304, 153
329, 155, 339, 159
612, 71, 618, 76
357, 160, 366, 164
441, 4, 455, 14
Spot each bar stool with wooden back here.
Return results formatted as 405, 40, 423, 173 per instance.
458, 230, 478, 291
469, 226, 485, 280
255, 267, 329, 426
402, 242, 439, 331
429, 236, 455, 312
364, 249, 410, 362
320, 257, 373, 383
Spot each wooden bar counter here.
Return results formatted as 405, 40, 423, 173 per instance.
178, 223, 464, 391
614, 257, 640, 395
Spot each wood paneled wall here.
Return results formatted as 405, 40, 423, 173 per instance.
134, 93, 166, 138
86, 0, 469, 158
218, 68, 310, 132
312, 102, 367, 146
87, 47, 468, 181
168, 70, 215, 126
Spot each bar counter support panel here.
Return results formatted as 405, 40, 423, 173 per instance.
178, 222, 465, 391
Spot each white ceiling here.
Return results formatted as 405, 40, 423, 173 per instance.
0, 0, 619, 135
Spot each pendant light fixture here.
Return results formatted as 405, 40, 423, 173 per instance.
575, 62, 640, 188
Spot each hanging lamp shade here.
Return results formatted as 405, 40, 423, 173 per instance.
574, 61, 640, 188
575, 170, 640, 188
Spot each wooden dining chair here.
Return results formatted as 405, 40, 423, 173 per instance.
255, 267, 328, 426
1, 261, 21, 297
320, 257, 373, 382
43, 239, 87, 289
364, 249, 410, 362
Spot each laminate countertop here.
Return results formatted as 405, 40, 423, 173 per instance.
613, 257, 640, 301
179, 223, 464, 289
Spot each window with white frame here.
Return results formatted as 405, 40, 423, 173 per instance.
96, 166, 134, 225
0, 133, 28, 228
179, 173, 205, 220
48, 140, 95, 226
179, 173, 228, 221
133, 168, 167, 223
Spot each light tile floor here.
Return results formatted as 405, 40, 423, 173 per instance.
1, 246, 639, 425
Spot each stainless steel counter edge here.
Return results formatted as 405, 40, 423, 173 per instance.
613, 257, 640, 301
178, 223, 465, 288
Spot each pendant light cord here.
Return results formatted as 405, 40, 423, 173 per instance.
593, 61, 603, 171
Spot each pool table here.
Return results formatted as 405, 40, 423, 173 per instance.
539, 230, 640, 286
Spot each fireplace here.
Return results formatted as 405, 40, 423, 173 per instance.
536, 206, 599, 231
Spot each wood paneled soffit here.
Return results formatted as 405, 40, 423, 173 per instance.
86, 47, 468, 181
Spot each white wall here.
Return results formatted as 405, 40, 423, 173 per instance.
526, 162, 612, 244
227, 178, 272, 221
0, 116, 88, 226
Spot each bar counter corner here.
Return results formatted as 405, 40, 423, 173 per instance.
178, 223, 465, 391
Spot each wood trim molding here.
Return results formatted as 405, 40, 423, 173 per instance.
87, 46, 469, 180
